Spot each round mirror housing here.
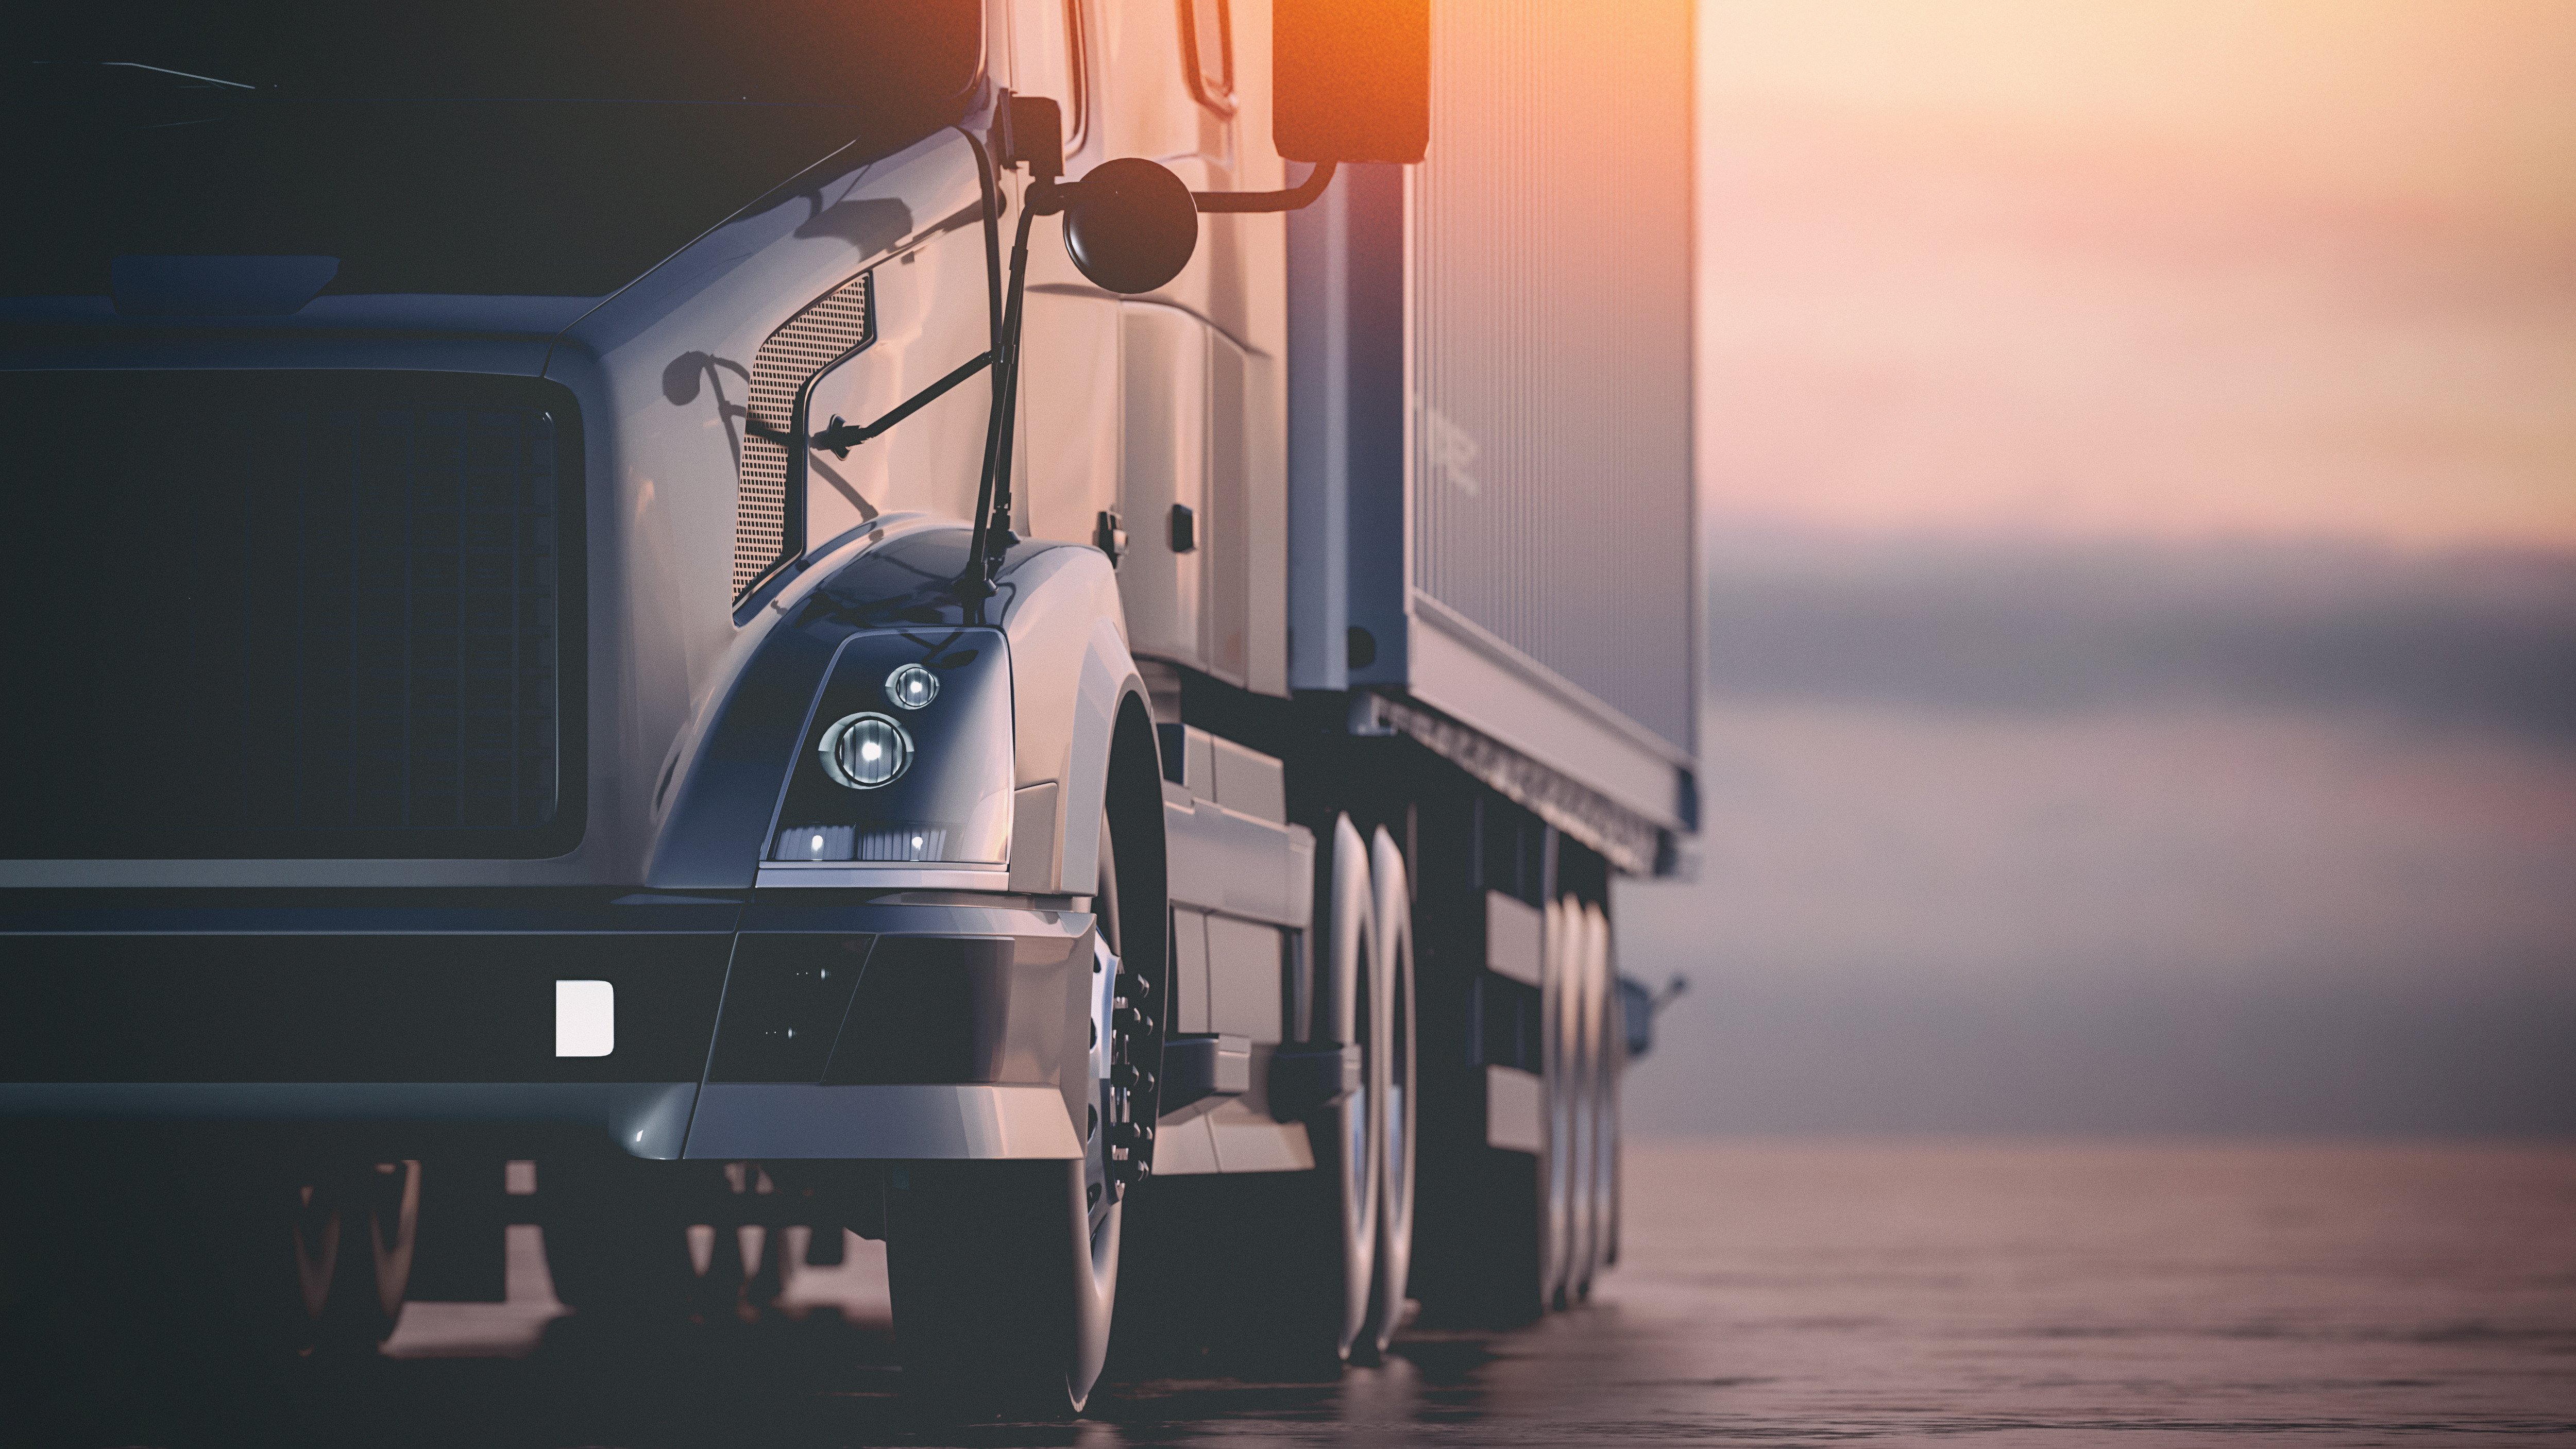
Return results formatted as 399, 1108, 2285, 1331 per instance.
1061, 158, 1199, 295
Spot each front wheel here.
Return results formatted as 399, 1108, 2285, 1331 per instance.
886, 1158, 1115, 1416
885, 818, 1135, 1416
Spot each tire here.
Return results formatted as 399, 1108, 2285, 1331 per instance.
0, 1145, 423, 1445
161, 1153, 420, 1356
540, 1155, 694, 1322
887, 1159, 1110, 1416
1361, 825, 1416, 1359
884, 815, 1131, 1416
1540, 895, 1575, 1308
187, 1155, 421, 1355
1598, 905, 1626, 1271
1566, 902, 1607, 1303
1298, 813, 1381, 1366
1134, 812, 1379, 1376
311, 1158, 421, 1347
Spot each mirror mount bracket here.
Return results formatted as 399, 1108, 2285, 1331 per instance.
1191, 160, 1338, 215
993, 91, 1064, 183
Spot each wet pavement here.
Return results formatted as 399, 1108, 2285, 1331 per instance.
21, 1140, 2576, 1445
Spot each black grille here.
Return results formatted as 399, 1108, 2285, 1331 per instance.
0, 370, 584, 858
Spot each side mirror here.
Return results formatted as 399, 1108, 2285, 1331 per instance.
1059, 158, 1199, 295
1273, 0, 1430, 164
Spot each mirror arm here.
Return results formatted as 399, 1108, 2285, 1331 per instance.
957, 126, 1010, 609
1191, 159, 1338, 214
960, 198, 1041, 599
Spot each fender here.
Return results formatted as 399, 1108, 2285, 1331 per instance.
644, 521, 1144, 892
998, 546, 1144, 896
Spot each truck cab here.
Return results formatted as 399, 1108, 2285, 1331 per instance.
2, 0, 1693, 1417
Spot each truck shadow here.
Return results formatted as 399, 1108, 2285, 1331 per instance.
10, 1306, 1551, 1448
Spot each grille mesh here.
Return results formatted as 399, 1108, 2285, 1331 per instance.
0, 370, 578, 859
265, 403, 563, 831
735, 272, 876, 601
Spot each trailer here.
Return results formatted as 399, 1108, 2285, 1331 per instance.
0, 0, 1693, 1414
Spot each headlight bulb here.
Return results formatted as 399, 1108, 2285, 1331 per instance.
886, 663, 940, 710
818, 712, 912, 789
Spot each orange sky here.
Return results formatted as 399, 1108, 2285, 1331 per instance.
1697, 0, 2576, 550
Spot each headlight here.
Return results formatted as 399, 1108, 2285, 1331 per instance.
885, 663, 940, 710
818, 713, 913, 789
764, 628, 1012, 866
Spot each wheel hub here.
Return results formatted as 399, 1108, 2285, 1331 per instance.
1089, 932, 1158, 1222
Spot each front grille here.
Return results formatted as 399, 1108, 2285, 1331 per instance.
0, 370, 584, 859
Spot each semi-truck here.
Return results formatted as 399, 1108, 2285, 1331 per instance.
1, 0, 1694, 1416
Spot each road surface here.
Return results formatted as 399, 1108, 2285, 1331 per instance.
18, 1140, 2575, 1445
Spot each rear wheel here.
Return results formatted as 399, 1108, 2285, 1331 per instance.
309, 1158, 421, 1347
1279, 813, 1382, 1368
175, 1155, 422, 1356
1361, 825, 1416, 1359
1541, 895, 1576, 1308
1443, 894, 1571, 1325
1596, 905, 1626, 1271
545, 1157, 795, 1327
129, 1152, 420, 1356
540, 1155, 693, 1321
1114, 812, 1380, 1377
1565, 902, 1607, 1302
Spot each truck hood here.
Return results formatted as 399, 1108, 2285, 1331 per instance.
2, 98, 936, 318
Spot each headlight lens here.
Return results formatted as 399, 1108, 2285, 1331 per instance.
763, 627, 1013, 866
818, 712, 912, 789
886, 663, 940, 710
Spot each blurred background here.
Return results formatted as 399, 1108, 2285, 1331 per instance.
1619, 0, 2576, 1137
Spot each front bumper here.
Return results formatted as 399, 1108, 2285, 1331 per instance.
0, 894, 1091, 1160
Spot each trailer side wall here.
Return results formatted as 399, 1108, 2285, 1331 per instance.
1290, 0, 1697, 831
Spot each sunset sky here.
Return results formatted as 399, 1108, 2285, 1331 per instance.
1697, 0, 2576, 549
1623, 1, 2576, 1136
